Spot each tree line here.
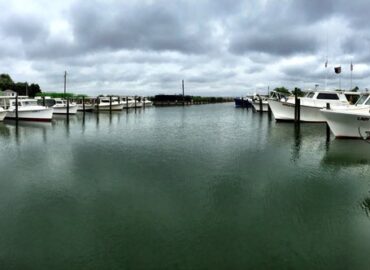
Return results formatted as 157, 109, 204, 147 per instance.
0, 74, 41, 97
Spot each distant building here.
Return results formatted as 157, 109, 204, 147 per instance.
1, 89, 17, 97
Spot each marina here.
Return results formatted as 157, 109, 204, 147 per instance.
0, 103, 370, 269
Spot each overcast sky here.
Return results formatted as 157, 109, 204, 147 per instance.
1, 0, 370, 96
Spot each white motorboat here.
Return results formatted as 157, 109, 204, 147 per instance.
251, 95, 269, 112
50, 98, 78, 114
0, 107, 7, 121
0, 96, 53, 122
268, 90, 359, 122
95, 97, 124, 111
321, 94, 370, 138
142, 98, 153, 107
119, 97, 136, 109
77, 103, 95, 112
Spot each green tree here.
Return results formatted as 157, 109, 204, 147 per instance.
291, 87, 305, 97
0, 74, 14, 91
351, 86, 359, 92
274, 87, 290, 96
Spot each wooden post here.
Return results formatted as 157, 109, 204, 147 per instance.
182, 80, 185, 106
268, 104, 272, 119
15, 94, 19, 122
134, 96, 137, 110
82, 96, 85, 112
294, 91, 300, 123
241, 97, 244, 108
326, 103, 331, 141
66, 97, 70, 122
259, 96, 263, 113
109, 96, 112, 114
96, 97, 100, 113
126, 96, 128, 110
143, 97, 146, 109
42, 96, 46, 107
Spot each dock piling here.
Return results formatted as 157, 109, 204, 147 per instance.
96, 97, 100, 114
66, 97, 70, 122
109, 96, 112, 114
326, 103, 331, 141
268, 104, 272, 119
294, 92, 300, 123
126, 96, 128, 110
15, 94, 19, 122
82, 96, 85, 113
259, 96, 263, 114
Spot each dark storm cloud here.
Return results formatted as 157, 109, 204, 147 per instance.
2, 0, 370, 94
1, 13, 48, 43
69, 0, 218, 55
230, 31, 318, 56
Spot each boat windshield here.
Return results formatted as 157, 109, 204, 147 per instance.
306, 92, 315, 98
23, 100, 38, 106
356, 94, 369, 105
365, 96, 370, 105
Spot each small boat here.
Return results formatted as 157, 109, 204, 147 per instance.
321, 93, 370, 138
234, 97, 252, 108
0, 96, 53, 122
0, 107, 7, 121
77, 103, 94, 112
251, 95, 269, 112
142, 98, 153, 107
119, 97, 136, 109
50, 98, 78, 114
95, 97, 124, 111
268, 90, 359, 122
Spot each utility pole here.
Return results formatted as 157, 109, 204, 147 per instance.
64, 71, 67, 98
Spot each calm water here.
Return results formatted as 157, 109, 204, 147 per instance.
0, 104, 370, 270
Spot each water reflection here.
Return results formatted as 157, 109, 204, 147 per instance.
322, 140, 370, 166
361, 198, 370, 217
291, 124, 301, 162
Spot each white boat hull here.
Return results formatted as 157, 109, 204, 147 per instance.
268, 100, 326, 122
321, 109, 370, 138
252, 102, 269, 112
77, 104, 95, 111
53, 105, 78, 114
6, 108, 54, 122
0, 108, 7, 121
95, 103, 124, 111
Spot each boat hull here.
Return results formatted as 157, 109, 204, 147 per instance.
95, 104, 125, 111
268, 100, 326, 122
321, 109, 370, 138
77, 104, 94, 112
0, 109, 6, 121
252, 102, 269, 112
53, 105, 78, 114
234, 98, 252, 108
5, 108, 54, 122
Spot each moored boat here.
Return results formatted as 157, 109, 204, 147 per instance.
95, 97, 124, 111
0, 107, 7, 121
321, 93, 370, 138
1, 97, 53, 122
268, 90, 359, 122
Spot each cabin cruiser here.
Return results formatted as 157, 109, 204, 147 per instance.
119, 97, 136, 108
251, 94, 269, 112
142, 98, 153, 107
95, 97, 124, 111
0, 107, 7, 121
321, 93, 370, 138
47, 98, 78, 114
0, 96, 53, 122
268, 90, 360, 122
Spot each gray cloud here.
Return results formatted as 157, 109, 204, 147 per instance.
1, 0, 370, 96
